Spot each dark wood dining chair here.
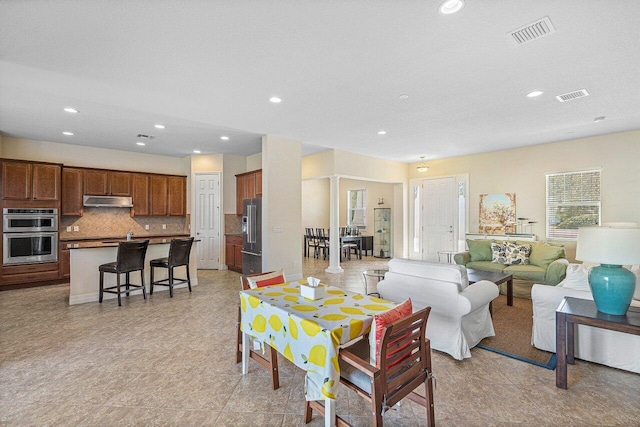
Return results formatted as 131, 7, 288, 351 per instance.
149, 237, 194, 297
99, 240, 149, 307
305, 227, 319, 258
236, 271, 283, 390
304, 307, 435, 427
316, 228, 329, 259
340, 227, 359, 260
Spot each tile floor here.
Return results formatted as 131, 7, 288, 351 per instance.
1, 256, 639, 426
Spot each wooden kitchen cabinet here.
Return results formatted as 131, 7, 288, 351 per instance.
84, 169, 131, 196
61, 167, 84, 216
1, 160, 60, 202
108, 171, 132, 196
225, 235, 243, 273
150, 175, 168, 216
131, 173, 150, 216
167, 176, 186, 216
1, 262, 59, 286
235, 169, 262, 215
83, 169, 108, 195
255, 170, 262, 197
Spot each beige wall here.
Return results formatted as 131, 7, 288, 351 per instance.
1, 137, 188, 175
262, 135, 303, 279
301, 178, 330, 229
408, 130, 640, 261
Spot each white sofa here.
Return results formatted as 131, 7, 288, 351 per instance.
377, 258, 499, 360
531, 264, 640, 374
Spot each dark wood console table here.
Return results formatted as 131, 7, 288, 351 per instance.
556, 297, 640, 389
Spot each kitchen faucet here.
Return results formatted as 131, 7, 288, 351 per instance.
126, 231, 134, 241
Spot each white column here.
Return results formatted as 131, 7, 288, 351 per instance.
325, 175, 343, 274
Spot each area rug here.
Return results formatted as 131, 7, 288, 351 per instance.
477, 295, 556, 370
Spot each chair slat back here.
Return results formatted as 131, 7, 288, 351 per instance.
240, 270, 277, 291
377, 307, 431, 406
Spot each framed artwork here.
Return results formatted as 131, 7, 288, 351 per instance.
479, 193, 516, 234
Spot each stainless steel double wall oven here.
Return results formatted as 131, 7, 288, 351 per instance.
2, 208, 58, 265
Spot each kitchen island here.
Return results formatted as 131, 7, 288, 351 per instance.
68, 238, 198, 305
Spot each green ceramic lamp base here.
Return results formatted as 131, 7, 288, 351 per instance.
588, 264, 636, 315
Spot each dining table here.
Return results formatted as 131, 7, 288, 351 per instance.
240, 280, 398, 427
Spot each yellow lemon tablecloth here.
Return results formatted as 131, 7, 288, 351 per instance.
240, 280, 397, 401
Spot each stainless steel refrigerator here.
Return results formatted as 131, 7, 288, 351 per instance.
241, 198, 262, 275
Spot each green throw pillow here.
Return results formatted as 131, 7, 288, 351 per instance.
467, 239, 493, 262
529, 243, 565, 269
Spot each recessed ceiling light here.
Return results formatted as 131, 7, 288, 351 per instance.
398, 94, 409, 100
527, 91, 544, 97
269, 96, 282, 103
439, 0, 465, 15
64, 107, 78, 113
377, 130, 387, 135
154, 124, 165, 129
193, 150, 201, 154
136, 142, 146, 146
593, 116, 606, 123
220, 136, 229, 141
62, 131, 74, 136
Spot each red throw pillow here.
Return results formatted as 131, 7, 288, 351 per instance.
369, 298, 412, 365
255, 275, 286, 288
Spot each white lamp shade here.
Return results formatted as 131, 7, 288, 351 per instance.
576, 226, 640, 265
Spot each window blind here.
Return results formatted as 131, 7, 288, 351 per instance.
546, 169, 601, 239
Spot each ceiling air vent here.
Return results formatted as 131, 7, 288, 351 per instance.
136, 134, 155, 139
556, 89, 590, 103
508, 16, 556, 46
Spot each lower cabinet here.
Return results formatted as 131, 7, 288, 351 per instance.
225, 235, 243, 273
1, 262, 59, 286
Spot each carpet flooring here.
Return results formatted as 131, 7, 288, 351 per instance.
478, 295, 555, 368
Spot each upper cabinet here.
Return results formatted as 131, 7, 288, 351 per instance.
1, 160, 61, 204
168, 176, 186, 216
150, 175, 168, 216
59, 166, 185, 217
83, 169, 131, 196
235, 169, 262, 215
61, 168, 84, 216
131, 173, 149, 216
109, 171, 132, 196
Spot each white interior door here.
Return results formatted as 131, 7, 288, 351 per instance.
422, 177, 456, 261
194, 173, 221, 269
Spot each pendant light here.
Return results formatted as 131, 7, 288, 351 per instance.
417, 156, 429, 173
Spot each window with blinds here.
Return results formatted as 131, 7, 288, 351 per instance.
546, 169, 601, 239
347, 189, 367, 227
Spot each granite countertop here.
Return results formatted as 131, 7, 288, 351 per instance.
61, 234, 189, 243
65, 235, 195, 249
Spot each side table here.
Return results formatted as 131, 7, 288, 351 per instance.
362, 269, 388, 296
556, 297, 640, 389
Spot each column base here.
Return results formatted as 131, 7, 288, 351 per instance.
325, 266, 344, 274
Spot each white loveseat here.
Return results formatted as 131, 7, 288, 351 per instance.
377, 258, 499, 360
531, 264, 640, 374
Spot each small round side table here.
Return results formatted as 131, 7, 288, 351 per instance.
362, 269, 389, 296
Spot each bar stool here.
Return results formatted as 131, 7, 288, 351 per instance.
149, 237, 195, 298
99, 240, 150, 307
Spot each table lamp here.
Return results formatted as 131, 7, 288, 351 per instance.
575, 225, 640, 315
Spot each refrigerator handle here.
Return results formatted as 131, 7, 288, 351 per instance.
247, 204, 256, 244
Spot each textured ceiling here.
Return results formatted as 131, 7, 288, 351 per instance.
1, 1, 639, 162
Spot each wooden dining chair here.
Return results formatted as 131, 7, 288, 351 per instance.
315, 228, 329, 259
304, 307, 435, 427
235, 270, 285, 390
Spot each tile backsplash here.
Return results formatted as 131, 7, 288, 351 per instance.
225, 214, 242, 235
60, 208, 189, 240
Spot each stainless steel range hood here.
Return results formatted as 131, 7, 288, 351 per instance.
83, 195, 133, 208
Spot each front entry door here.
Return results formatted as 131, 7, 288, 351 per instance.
422, 177, 456, 261
194, 173, 221, 269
